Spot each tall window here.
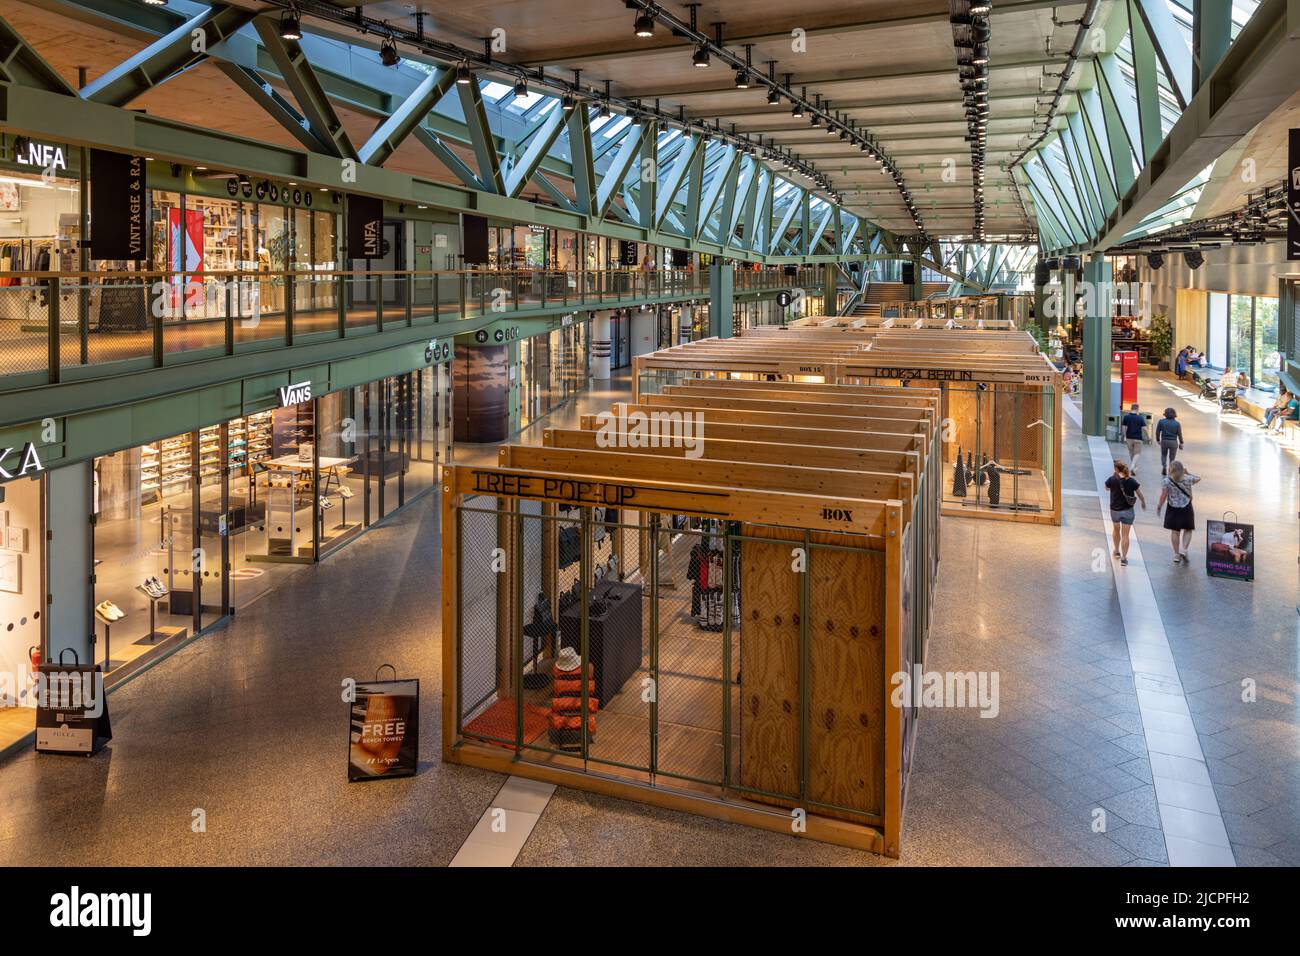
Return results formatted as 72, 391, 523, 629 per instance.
1212, 293, 1281, 388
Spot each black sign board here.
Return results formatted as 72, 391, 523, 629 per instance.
618, 240, 638, 266
347, 194, 385, 259
348, 677, 419, 781
89, 150, 146, 261
776, 291, 792, 308
1289, 129, 1300, 261
463, 214, 489, 264
670, 248, 689, 268
1206, 519, 1254, 581
34, 654, 112, 756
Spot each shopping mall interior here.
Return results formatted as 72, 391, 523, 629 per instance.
0, 0, 1297, 878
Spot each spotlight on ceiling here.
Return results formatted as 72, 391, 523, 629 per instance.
141, 0, 167, 6
1183, 249, 1204, 270
513, 78, 528, 99
970, 1, 993, 15
454, 61, 472, 84
734, 70, 749, 89
692, 44, 710, 68
561, 92, 576, 112
380, 37, 400, 67
791, 102, 804, 117
766, 88, 781, 106
633, 12, 655, 37
279, 9, 301, 41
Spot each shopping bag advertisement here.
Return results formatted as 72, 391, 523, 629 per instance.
1206, 513, 1254, 582
347, 665, 419, 782
34, 649, 112, 756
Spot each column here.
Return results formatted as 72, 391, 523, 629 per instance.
709, 261, 734, 338
910, 254, 924, 300
46, 462, 94, 667
679, 305, 693, 344
591, 311, 611, 380
1082, 253, 1112, 436
822, 263, 837, 316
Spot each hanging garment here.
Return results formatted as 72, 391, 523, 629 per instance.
558, 526, 581, 568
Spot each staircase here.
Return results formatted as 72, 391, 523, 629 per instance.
846, 281, 949, 318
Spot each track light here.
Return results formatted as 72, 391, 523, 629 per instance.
692, 44, 710, 68
633, 12, 655, 37
279, 9, 301, 40
380, 37, 400, 67
513, 78, 528, 99
970, 1, 992, 14
561, 92, 575, 112
766, 88, 781, 105
142, 0, 167, 5
455, 61, 472, 84
734, 70, 749, 89
599, 100, 611, 118
791, 102, 803, 117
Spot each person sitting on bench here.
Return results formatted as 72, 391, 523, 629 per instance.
1268, 391, 1299, 434
1260, 388, 1291, 430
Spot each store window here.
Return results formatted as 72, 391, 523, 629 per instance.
0, 156, 80, 376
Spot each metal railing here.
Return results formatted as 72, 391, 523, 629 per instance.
0, 266, 814, 385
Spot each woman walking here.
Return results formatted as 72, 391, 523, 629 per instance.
1104, 460, 1145, 566
1156, 460, 1200, 563
1154, 407, 1183, 475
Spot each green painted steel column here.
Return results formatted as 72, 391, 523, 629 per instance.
1193, 0, 1233, 92
910, 255, 924, 300
709, 261, 734, 338
1083, 253, 1112, 436
1032, 280, 1049, 336
822, 263, 837, 315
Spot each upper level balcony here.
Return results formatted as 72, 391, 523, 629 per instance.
0, 265, 816, 396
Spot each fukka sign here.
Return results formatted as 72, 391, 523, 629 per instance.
0, 443, 45, 482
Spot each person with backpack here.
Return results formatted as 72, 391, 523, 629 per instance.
1104, 460, 1145, 566
1156, 460, 1201, 564
1154, 407, 1183, 475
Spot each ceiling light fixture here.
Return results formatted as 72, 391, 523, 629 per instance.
279, 8, 302, 41
633, 11, 655, 38
454, 61, 472, 84
513, 77, 528, 99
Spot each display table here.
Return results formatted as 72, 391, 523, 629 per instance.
559, 580, 643, 704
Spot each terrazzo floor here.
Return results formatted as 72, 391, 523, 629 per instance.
0, 368, 1295, 866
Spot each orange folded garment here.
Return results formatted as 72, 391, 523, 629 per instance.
550, 697, 599, 713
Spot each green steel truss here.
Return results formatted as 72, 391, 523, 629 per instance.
1013, 0, 1281, 253
2, 1, 882, 264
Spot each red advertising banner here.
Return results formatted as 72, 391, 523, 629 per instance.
166, 207, 205, 311
1113, 350, 1138, 406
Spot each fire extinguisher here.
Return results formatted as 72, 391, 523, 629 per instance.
28, 645, 41, 680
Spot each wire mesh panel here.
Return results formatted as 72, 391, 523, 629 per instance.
0, 283, 54, 377
457, 497, 514, 747
583, 508, 651, 777
652, 520, 725, 786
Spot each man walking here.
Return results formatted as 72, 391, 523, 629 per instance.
1121, 403, 1146, 474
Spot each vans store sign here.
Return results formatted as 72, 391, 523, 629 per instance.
279, 381, 312, 406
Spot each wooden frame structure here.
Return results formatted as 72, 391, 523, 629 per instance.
633, 328, 1063, 525
441, 378, 942, 857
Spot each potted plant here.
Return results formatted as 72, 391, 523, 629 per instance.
1148, 312, 1173, 370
